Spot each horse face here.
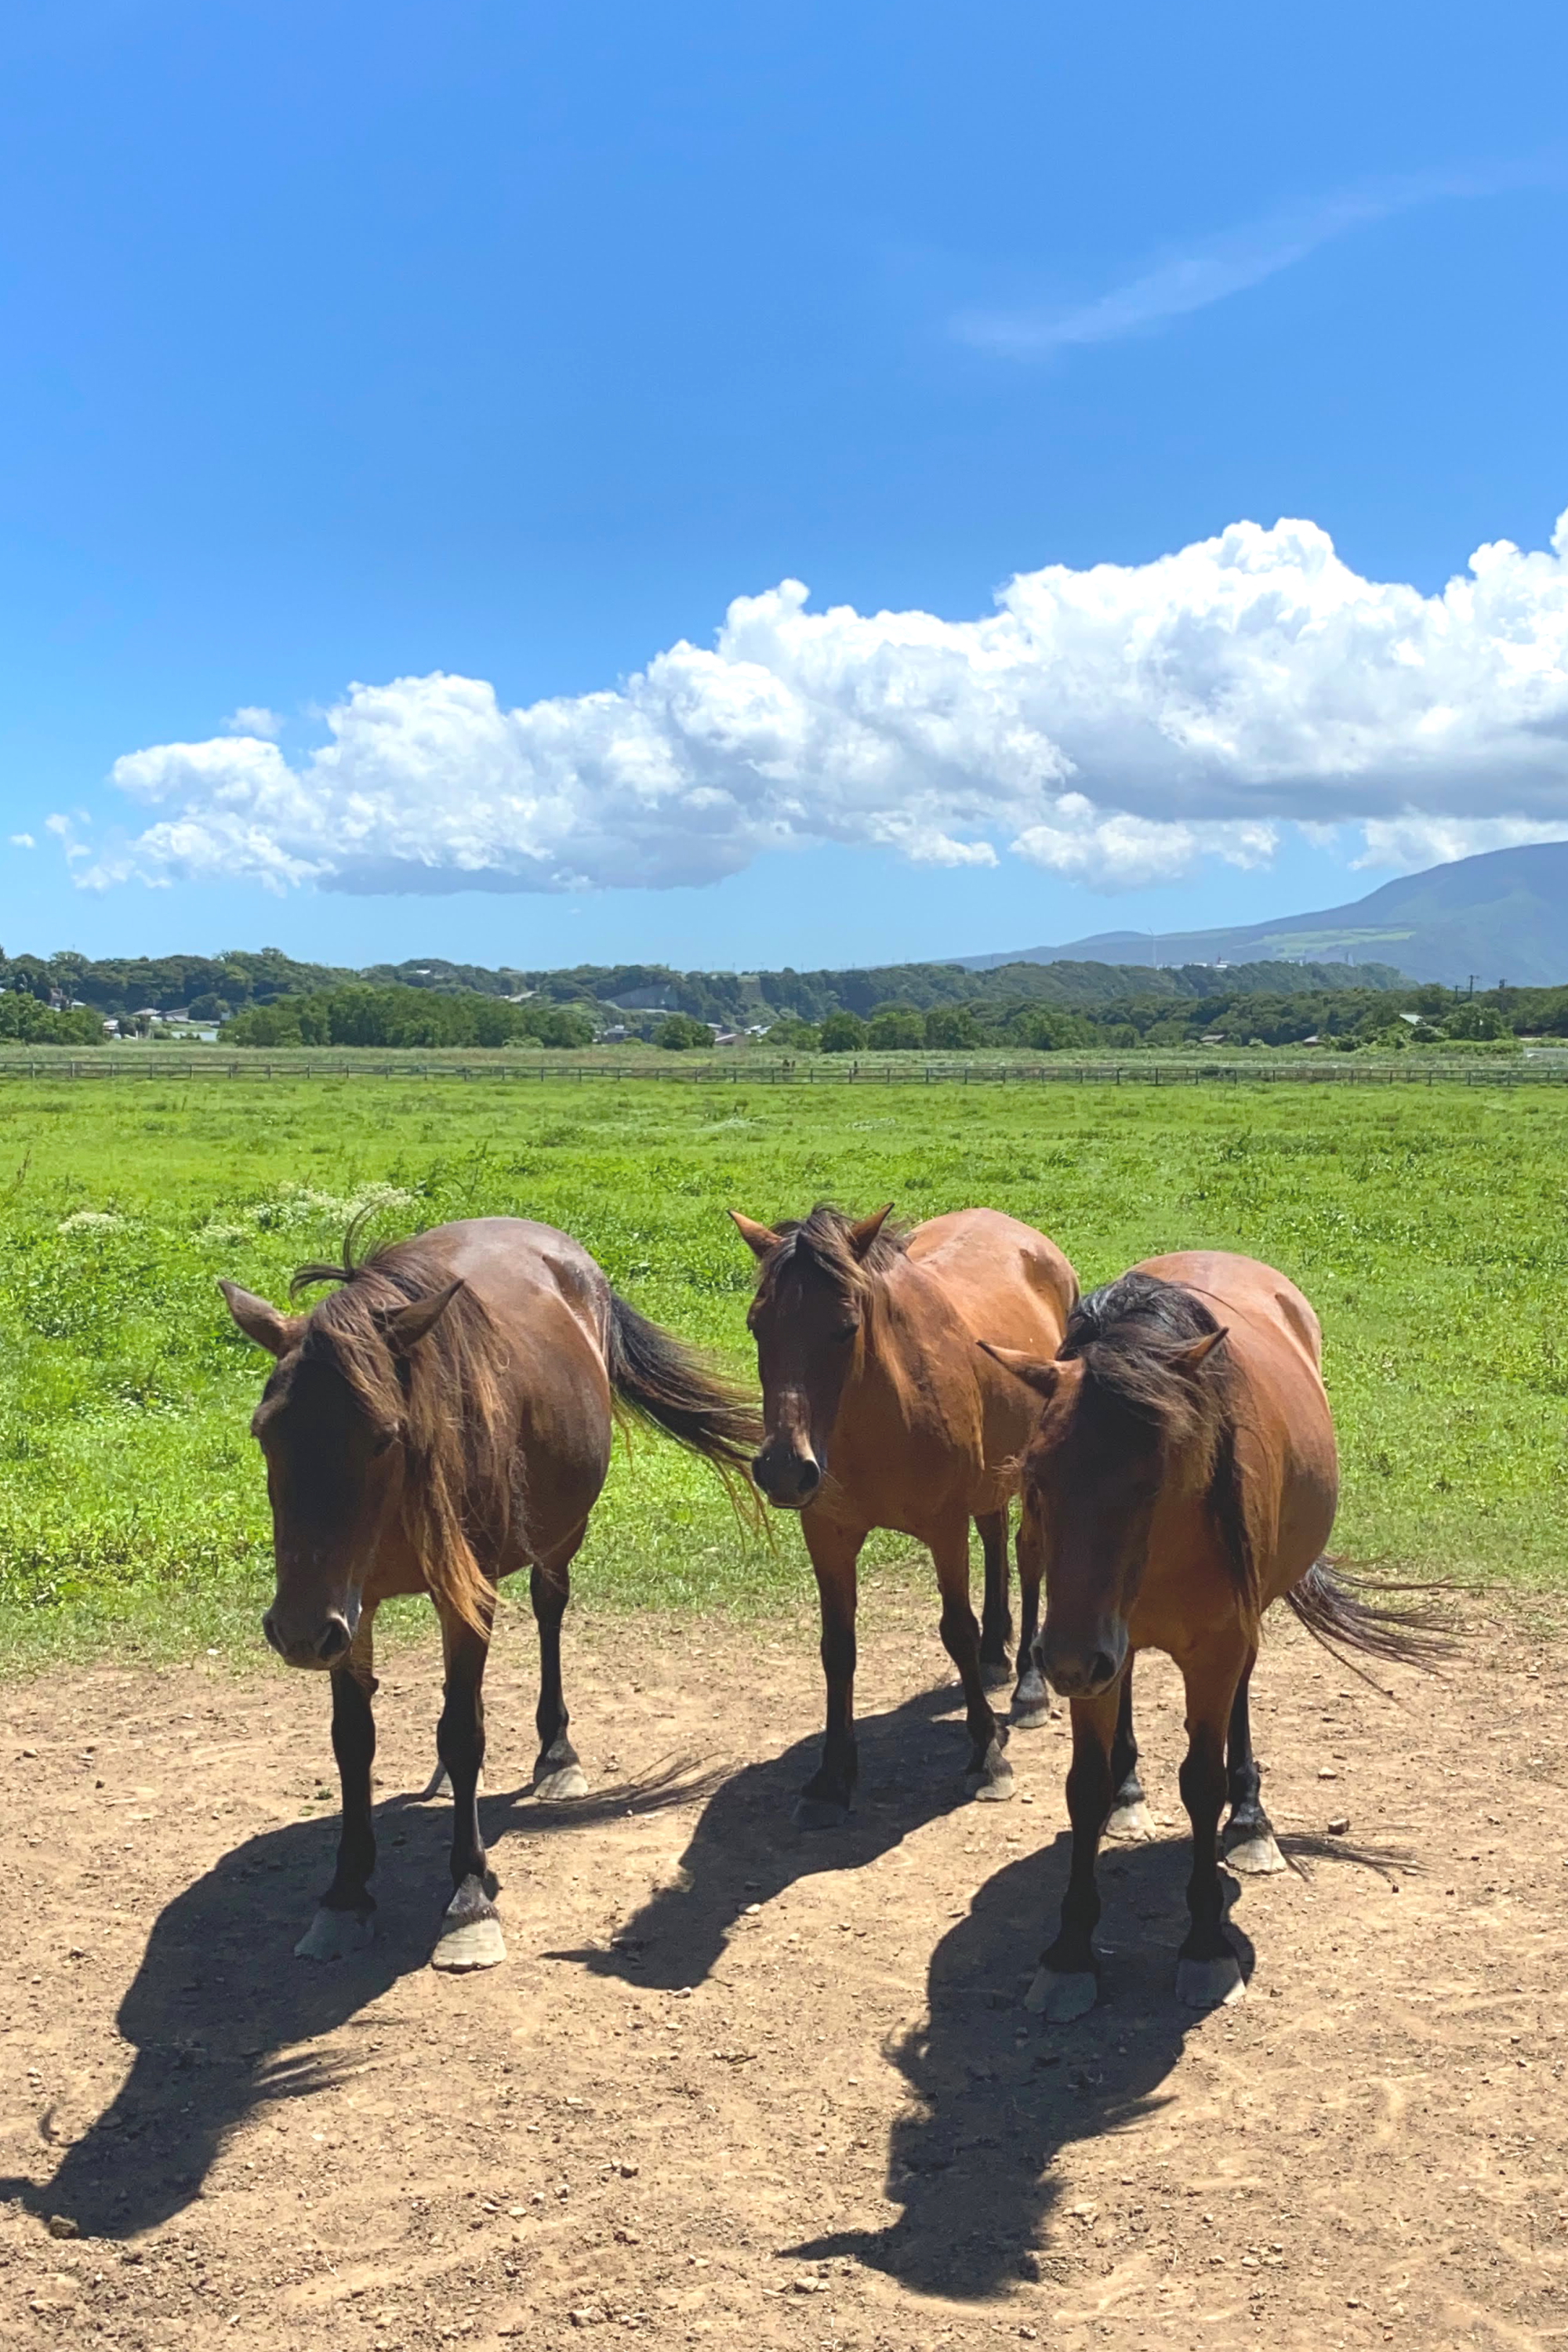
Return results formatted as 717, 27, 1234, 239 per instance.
251, 1357, 403, 1670
744, 1255, 858, 1510
1023, 1364, 1161, 1699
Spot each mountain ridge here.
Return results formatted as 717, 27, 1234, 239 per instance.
959, 840, 1568, 987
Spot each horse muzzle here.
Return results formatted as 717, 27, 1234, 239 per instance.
1036, 1624, 1127, 1700
263, 1592, 360, 1671
751, 1443, 823, 1510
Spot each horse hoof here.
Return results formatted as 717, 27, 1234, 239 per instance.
533, 1763, 590, 1802
1024, 1968, 1098, 2021
1225, 1831, 1287, 1875
432, 1915, 507, 1972
792, 1795, 851, 1831
1176, 1954, 1244, 2009
980, 1659, 1013, 1692
294, 1908, 375, 1962
1011, 1700, 1054, 1730
967, 1764, 1015, 1802
423, 1766, 486, 1801
1105, 1799, 1156, 1842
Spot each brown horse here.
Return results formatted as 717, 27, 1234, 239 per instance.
221, 1218, 758, 1971
985, 1250, 1439, 2018
731, 1204, 1079, 1825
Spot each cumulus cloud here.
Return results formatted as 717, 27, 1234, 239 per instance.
223, 706, 284, 739
80, 506, 1568, 899
9, 832, 34, 849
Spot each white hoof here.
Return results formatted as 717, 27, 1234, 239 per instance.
1225, 1831, 1287, 1875
1024, 1968, 1098, 2021
968, 1767, 1015, 1804
432, 1915, 507, 1972
1011, 1701, 1054, 1730
1176, 1954, 1244, 2009
1105, 1799, 1156, 1842
294, 1908, 375, 1961
533, 1762, 590, 1801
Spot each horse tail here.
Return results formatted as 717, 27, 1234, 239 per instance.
606, 1294, 764, 1520
1284, 1557, 1454, 1685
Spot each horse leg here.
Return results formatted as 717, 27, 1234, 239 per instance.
1011, 1514, 1054, 1729
1175, 1652, 1247, 2009
431, 1594, 506, 1972
1105, 1664, 1156, 1842
532, 1534, 590, 1800
1221, 1651, 1286, 1873
933, 1519, 1012, 1802
794, 1519, 865, 1829
1025, 1683, 1119, 2020
976, 1507, 1013, 1690
296, 1606, 380, 1961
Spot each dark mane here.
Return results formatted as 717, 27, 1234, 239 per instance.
1057, 1272, 1255, 1604
752, 1203, 909, 1308
287, 1229, 511, 1634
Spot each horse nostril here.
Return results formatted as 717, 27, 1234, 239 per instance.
1089, 1650, 1120, 1690
796, 1458, 821, 1494
316, 1619, 350, 1664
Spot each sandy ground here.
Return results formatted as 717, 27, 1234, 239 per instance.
2, 1587, 1566, 2352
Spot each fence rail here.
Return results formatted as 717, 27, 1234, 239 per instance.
0, 1053, 1561, 1087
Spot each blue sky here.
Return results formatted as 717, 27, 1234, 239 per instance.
3, 0, 1566, 971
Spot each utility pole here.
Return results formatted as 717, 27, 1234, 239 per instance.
1467, 975, 1478, 998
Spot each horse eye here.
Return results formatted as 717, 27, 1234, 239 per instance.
371, 1428, 397, 1457
833, 1322, 858, 1345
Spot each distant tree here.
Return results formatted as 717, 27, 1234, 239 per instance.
923, 1005, 979, 1050
655, 1013, 713, 1051
186, 993, 232, 1023
1444, 1003, 1507, 1040
866, 1004, 924, 1051
819, 1011, 867, 1053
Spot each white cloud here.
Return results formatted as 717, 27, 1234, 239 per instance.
952, 161, 1566, 360
1355, 814, 1568, 870
85, 506, 1568, 899
223, 706, 284, 739
9, 832, 34, 849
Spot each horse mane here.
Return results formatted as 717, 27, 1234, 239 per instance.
289, 1225, 510, 1635
752, 1203, 909, 1308
1057, 1272, 1258, 1607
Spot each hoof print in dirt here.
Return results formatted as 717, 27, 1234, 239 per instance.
1176, 1952, 1245, 2009
294, 1907, 375, 1962
1024, 1967, 1098, 2021
1105, 1798, 1156, 1842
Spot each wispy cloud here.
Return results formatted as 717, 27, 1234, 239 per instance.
953, 160, 1564, 359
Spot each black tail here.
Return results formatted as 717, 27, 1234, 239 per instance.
606, 1294, 763, 1517
1284, 1557, 1455, 1686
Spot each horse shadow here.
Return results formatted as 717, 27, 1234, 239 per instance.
0, 1764, 708, 2242
557, 1679, 985, 1991
788, 1835, 1258, 2304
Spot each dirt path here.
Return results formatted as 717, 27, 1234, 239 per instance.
2, 1589, 1566, 2352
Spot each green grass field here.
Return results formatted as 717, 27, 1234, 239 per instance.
0, 1074, 1563, 1671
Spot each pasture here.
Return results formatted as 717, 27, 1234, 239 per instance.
0, 1073, 1564, 1664
1, 1076, 1566, 2351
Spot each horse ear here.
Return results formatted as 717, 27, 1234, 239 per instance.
376, 1279, 465, 1352
848, 1203, 894, 1260
729, 1211, 779, 1258
979, 1341, 1061, 1399
219, 1279, 303, 1359
1171, 1327, 1228, 1372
